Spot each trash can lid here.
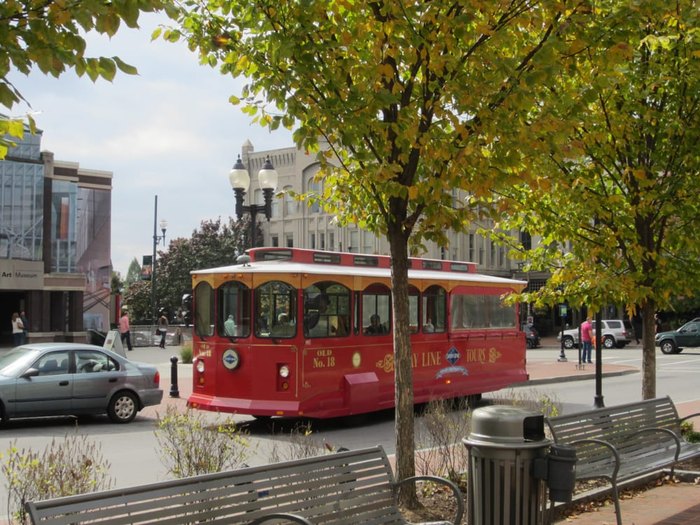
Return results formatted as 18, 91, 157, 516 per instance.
464, 405, 550, 448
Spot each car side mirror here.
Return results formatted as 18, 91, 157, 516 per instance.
21, 368, 39, 379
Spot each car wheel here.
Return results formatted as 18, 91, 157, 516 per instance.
603, 336, 615, 349
108, 391, 138, 423
563, 336, 575, 349
659, 340, 676, 355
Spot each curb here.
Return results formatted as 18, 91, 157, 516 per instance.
522, 367, 638, 387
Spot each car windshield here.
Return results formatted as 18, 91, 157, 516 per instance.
0, 347, 41, 376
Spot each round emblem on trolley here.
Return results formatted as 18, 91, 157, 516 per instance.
222, 349, 240, 370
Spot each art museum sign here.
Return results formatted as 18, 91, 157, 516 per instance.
0, 260, 44, 290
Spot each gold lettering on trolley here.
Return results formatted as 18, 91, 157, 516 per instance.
312, 349, 336, 369
377, 354, 394, 373
463, 347, 502, 364
377, 351, 442, 373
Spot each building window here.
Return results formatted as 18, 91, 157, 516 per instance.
305, 173, 322, 214
283, 186, 297, 215
271, 235, 279, 247
310, 233, 316, 249
285, 234, 293, 248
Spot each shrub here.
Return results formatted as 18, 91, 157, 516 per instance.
1, 433, 113, 524
155, 406, 252, 478
180, 343, 193, 364
415, 398, 471, 486
681, 421, 700, 443
267, 421, 338, 464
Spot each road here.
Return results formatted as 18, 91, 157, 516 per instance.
518, 344, 700, 414
0, 342, 698, 520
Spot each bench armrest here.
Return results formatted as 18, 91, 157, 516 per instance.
394, 475, 465, 525
679, 412, 700, 425
249, 513, 314, 525
570, 437, 621, 482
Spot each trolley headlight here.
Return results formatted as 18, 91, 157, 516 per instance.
278, 365, 290, 378
196, 359, 205, 373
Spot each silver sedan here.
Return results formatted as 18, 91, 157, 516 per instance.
0, 343, 163, 424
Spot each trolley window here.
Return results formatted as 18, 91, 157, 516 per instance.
218, 281, 251, 338
423, 285, 446, 333
363, 284, 391, 335
304, 281, 351, 338
451, 293, 516, 329
194, 282, 215, 337
409, 286, 419, 333
255, 281, 297, 338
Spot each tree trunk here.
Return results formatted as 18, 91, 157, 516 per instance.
641, 301, 656, 399
388, 230, 416, 506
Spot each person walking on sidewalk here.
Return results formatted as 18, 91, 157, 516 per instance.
157, 313, 168, 348
581, 315, 593, 364
11, 312, 24, 347
119, 309, 133, 351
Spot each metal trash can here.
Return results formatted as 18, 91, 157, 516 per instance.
463, 405, 550, 525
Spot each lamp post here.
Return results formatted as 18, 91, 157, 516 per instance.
151, 195, 167, 324
228, 155, 278, 248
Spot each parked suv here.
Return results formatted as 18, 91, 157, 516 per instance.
557, 319, 633, 349
655, 318, 700, 354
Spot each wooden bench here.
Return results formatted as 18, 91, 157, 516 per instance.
26, 445, 464, 525
546, 396, 700, 525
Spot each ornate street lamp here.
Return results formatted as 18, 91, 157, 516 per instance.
229, 155, 278, 248
151, 195, 167, 324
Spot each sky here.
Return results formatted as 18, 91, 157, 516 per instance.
6, 12, 293, 277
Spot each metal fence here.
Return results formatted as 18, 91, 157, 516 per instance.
128, 325, 192, 348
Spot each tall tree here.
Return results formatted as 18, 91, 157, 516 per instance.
0, 0, 167, 157
124, 258, 143, 290
164, 0, 581, 493
492, 0, 700, 399
154, 217, 251, 317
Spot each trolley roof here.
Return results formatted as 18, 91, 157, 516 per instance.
192, 248, 526, 287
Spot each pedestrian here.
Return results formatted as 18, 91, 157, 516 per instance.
20, 310, 29, 344
654, 313, 662, 334
157, 313, 168, 348
11, 312, 24, 347
224, 314, 236, 336
119, 308, 133, 351
631, 312, 642, 344
581, 315, 593, 364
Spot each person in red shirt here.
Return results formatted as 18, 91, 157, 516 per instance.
119, 309, 133, 351
581, 315, 593, 363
